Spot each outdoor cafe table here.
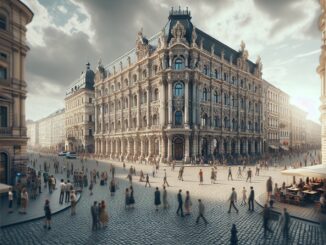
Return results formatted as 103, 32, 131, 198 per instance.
287, 187, 299, 192
302, 190, 318, 195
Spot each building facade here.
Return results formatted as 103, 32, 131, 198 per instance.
26, 109, 65, 151
278, 90, 290, 150
290, 105, 307, 150
306, 120, 321, 149
94, 9, 265, 163
65, 63, 95, 153
318, 0, 326, 164
0, 0, 33, 184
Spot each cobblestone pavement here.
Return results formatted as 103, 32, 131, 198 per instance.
0, 153, 325, 245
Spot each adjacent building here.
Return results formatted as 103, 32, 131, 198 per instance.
65, 63, 95, 153
290, 105, 307, 150
0, 0, 33, 184
306, 120, 322, 150
26, 109, 65, 152
94, 9, 265, 163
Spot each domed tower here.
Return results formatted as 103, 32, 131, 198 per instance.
318, 0, 326, 165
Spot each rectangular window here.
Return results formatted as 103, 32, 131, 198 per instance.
0, 52, 7, 60
89, 115, 92, 122
0, 17, 6, 30
0, 106, 8, 127
89, 98, 92, 103
0, 67, 7, 79
88, 128, 92, 136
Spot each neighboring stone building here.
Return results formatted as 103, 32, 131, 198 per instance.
263, 82, 280, 152
0, 0, 33, 184
26, 120, 38, 149
65, 63, 95, 153
26, 109, 65, 151
278, 90, 290, 150
94, 9, 265, 163
306, 120, 321, 150
290, 105, 307, 150
318, 0, 326, 164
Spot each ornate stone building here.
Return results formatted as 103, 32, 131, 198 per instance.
278, 90, 290, 150
318, 0, 326, 164
27, 109, 65, 151
65, 63, 95, 153
0, 0, 33, 184
290, 105, 307, 150
94, 9, 264, 163
306, 120, 321, 149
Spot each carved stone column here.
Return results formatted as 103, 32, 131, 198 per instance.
160, 81, 166, 126
185, 134, 190, 162
168, 81, 173, 127
184, 80, 189, 127
146, 87, 150, 128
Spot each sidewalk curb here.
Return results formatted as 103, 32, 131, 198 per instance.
0, 193, 82, 228
255, 194, 321, 225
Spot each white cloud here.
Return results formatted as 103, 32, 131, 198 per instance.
57, 5, 68, 14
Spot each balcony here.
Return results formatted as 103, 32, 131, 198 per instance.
0, 127, 12, 136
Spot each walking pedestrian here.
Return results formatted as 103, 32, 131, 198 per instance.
65, 180, 72, 203
70, 190, 77, 215
154, 187, 161, 211
210, 168, 215, 184
110, 179, 116, 196
43, 199, 52, 230
241, 187, 247, 206
266, 176, 273, 202
163, 169, 170, 187
228, 167, 233, 181
230, 224, 238, 245
125, 188, 130, 209
59, 179, 65, 204
263, 204, 273, 238
162, 186, 168, 209
228, 187, 238, 213
199, 169, 203, 185
195, 199, 208, 224
99, 200, 109, 228
176, 189, 184, 217
8, 187, 13, 213
89, 180, 94, 196
279, 208, 290, 240
246, 168, 252, 183
129, 186, 135, 208
91, 201, 98, 231
237, 167, 242, 178
20, 188, 28, 214
248, 186, 255, 211
145, 174, 151, 187
184, 191, 192, 215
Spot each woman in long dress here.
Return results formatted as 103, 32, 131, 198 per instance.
129, 186, 135, 208
184, 191, 192, 215
162, 186, 168, 209
154, 187, 161, 211
125, 188, 130, 209
110, 179, 116, 196
241, 187, 247, 206
99, 200, 109, 228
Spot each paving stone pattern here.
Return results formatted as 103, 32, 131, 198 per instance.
0, 153, 325, 245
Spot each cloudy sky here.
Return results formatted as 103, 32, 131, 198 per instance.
22, 0, 321, 123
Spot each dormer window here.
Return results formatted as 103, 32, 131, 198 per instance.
174, 58, 184, 70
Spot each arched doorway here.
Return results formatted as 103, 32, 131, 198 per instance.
173, 137, 184, 160
201, 138, 209, 159
0, 152, 9, 184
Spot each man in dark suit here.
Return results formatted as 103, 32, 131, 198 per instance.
91, 201, 98, 231
176, 189, 184, 217
248, 186, 255, 211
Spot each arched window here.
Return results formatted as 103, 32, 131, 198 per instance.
117, 82, 121, 90
143, 116, 147, 127
152, 114, 158, 125
214, 116, 220, 128
241, 120, 245, 131
117, 100, 121, 110
142, 91, 147, 104
223, 73, 228, 81
232, 119, 237, 130
142, 70, 147, 79
224, 117, 229, 128
153, 65, 158, 75
117, 121, 121, 129
124, 97, 128, 109
111, 85, 114, 93
124, 119, 128, 129
133, 95, 137, 107
240, 98, 244, 109
224, 93, 229, 105
231, 76, 236, 84
213, 91, 218, 103
175, 111, 182, 125
124, 79, 128, 87
201, 113, 208, 127
133, 74, 137, 83
0, 14, 6, 30
174, 58, 184, 70
214, 69, 219, 79
248, 121, 252, 131
154, 88, 159, 101
174, 82, 183, 96
203, 88, 208, 101
203, 65, 208, 75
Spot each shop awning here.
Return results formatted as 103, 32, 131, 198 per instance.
0, 183, 12, 194
280, 145, 289, 151
281, 164, 326, 179
268, 145, 279, 149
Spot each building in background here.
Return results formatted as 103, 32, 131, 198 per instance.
278, 90, 290, 151
290, 105, 307, 150
94, 9, 265, 163
65, 63, 95, 153
318, 0, 326, 165
306, 120, 321, 150
0, 0, 33, 184
26, 109, 65, 152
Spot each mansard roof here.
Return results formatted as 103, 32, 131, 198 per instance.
66, 63, 95, 97
102, 8, 257, 77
